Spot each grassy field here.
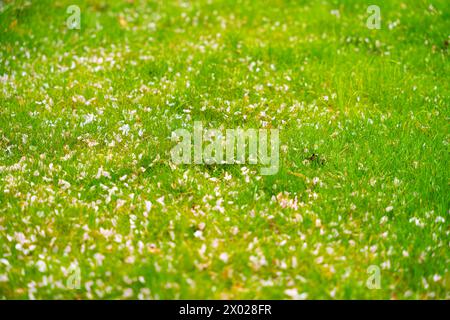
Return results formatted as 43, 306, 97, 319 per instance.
0, 0, 448, 299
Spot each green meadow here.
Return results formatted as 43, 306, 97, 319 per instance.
0, 0, 448, 299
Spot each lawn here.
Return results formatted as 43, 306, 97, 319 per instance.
0, 0, 448, 299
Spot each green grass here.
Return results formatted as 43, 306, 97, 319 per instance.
0, 0, 449, 299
